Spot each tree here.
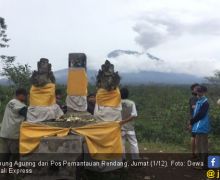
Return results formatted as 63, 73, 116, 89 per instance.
0, 17, 32, 88
0, 17, 10, 48
206, 70, 220, 85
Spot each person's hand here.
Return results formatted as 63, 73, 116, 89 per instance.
217, 99, 220, 105
119, 121, 123, 126
119, 120, 126, 126
188, 124, 192, 132
59, 115, 65, 119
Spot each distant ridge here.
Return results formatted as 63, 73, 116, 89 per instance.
0, 68, 204, 86
54, 68, 203, 85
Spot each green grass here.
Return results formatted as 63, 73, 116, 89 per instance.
139, 141, 188, 153
138, 135, 220, 153
124, 85, 220, 153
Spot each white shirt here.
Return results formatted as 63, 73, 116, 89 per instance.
121, 99, 138, 131
0, 99, 26, 139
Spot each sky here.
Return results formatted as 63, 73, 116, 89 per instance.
1, 0, 220, 77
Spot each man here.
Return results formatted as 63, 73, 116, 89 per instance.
87, 93, 96, 115
56, 89, 67, 114
190, 85, 210, 168
189, 83, 199, 158
120, 87, 139, 160
0, 88, 27, 161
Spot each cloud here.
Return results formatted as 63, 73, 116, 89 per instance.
133, 10, 220, 50
2, 0, 220, 78
107, 53, 220, 77
109, 6, 220, 77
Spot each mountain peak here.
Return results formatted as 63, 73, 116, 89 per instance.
107, 50, 141, 58
107, 49, 162, 61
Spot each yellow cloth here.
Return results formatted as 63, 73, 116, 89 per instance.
96, 88, 121, 107
74, 122, 122, 160
29, 83, 56, 106
67, 68, 88, 96
20, 121, 123, 160
19, 122, 69, 154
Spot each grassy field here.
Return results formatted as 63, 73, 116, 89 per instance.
0, 84, 220, 153
125, 85, 220, 153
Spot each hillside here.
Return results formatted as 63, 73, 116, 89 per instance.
0, 69, 204, 86
54, 68, 204, 85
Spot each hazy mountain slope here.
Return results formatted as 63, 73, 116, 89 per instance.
54, 68, 203, 85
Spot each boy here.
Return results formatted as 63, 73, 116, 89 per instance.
190, 85, 210, 168
0, 88, 27, 161
189, 83, 199, 158
56, 89, 67, 114
87, 93, 96, 115
120, 87, 139, 160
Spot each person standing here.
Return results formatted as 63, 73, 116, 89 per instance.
120, 87, 139, 160
55, 89, 67, 114
87, 93, 96, 115
190, 85, 210, 168
0, 88, 28, 162
189, 83, 199, 158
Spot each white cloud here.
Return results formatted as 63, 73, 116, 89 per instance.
1, 0, 220, 78
86, 0, 220, 77
133, 10, 220, 50
106, 54, 220, 77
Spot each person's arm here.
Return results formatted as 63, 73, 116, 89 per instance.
120, 102, 137, 125
190, 102, 209, 125
120, 115, 135, 125
18, 106, 27, 119
189, 97, 197, 117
